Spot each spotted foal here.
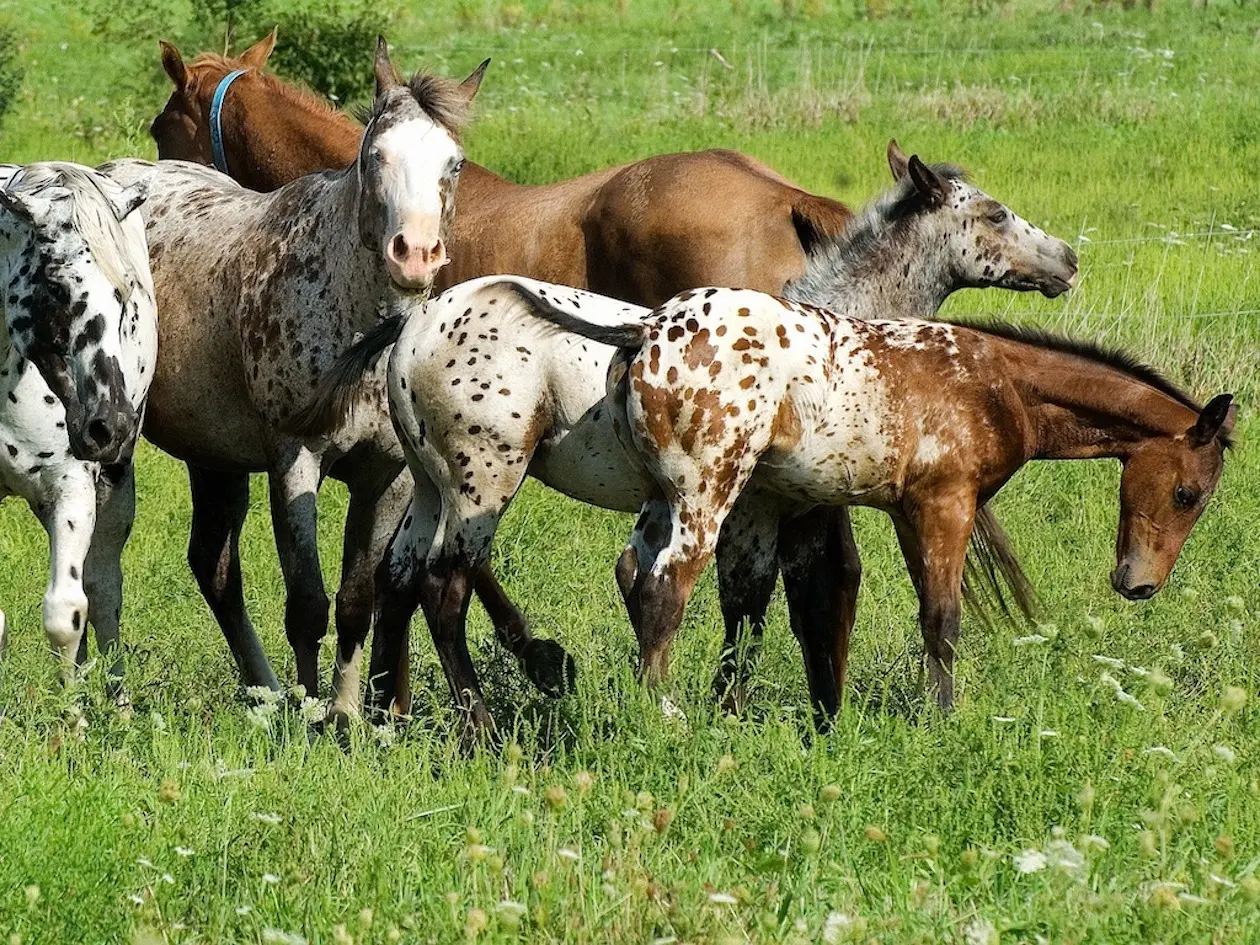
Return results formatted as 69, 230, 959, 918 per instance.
514, 276, 1234, 716
0, 163, 156, 700
299, 148, 1079, 734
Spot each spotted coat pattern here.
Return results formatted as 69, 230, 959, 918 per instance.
0, 162, 157, 699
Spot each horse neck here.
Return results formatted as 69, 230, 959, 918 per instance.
220, 74, 361, 189
785, 217, 954, 320
1000, 342, 1199, 461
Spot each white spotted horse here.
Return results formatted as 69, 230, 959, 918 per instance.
509, 200, 1235, 717
100, 39, 571, 724
0, 162, 157, 702
298, 145, 1081, 735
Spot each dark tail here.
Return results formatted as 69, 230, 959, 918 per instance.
961, 505, 1039, 628
285, 315, 404, 437
497, 280, 648, 349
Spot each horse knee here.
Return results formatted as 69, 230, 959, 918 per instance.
284, 586, 330, 646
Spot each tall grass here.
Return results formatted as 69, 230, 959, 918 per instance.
0, 1, 1257, 942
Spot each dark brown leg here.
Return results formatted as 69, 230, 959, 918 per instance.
187, 466, 279, 691
778, 507, 862, 730
474, 565, 576, 698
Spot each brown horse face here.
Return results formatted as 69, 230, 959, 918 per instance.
1112, 395, 1235, 600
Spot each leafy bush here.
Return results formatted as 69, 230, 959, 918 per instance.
192, 0, 402, 103
0, 24, 23, 133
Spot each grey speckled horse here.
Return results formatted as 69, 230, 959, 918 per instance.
102, 39, 566, 721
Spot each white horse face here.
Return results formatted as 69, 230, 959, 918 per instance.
889, 152, 1079, 299
356, 42, 470, 294
0, 171, 149, 464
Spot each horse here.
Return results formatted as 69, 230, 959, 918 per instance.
148, 32, 869, 713
502, 171, 1235, 716
0, 162, 157, 701
97, 39, 514, 723
296, 147, 1079, 734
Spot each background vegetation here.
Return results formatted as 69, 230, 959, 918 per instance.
0, 0, 1257, 942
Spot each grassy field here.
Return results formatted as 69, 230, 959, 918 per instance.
1, 1, 1259, 942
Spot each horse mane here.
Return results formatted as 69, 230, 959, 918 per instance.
785, 163, 968, 306
949, 319, 1231, 446
352, 73, 471, 141
8, 163, 142, 301
187, 52, 357, 127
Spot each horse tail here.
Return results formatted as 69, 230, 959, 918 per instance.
286, 315, 404, 437
961, 505, 1039, 628
789, 191, 853, 256
497, 279, 649, 350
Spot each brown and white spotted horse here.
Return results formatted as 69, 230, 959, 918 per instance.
511, 244, 1235, 716
298, 149, 1080, 734
99, 40, 507, 722
0, 162, 157, 701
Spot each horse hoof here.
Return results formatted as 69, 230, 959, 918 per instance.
519, 639, 577, 698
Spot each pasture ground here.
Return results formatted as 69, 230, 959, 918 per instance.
0, 1, 1258, 942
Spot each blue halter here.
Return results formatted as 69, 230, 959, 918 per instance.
209, 69, 248, 176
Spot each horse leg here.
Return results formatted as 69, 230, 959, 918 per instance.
35, 468, 96, 683
187, 466, 278, 691
266, 443, 328, 696
327, 466, 408, 725
778, 506, 862, 730
712, 490, 781, 713
475, 564, 576, 699
82, 462, 136, 709
894, 493, 975, 713
365, 485, 433, 721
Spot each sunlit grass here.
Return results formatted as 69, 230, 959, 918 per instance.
0, 1, 1258, 942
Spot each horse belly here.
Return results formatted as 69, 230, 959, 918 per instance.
530, 416, 653, 513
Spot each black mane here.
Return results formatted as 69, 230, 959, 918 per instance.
354, 72, 470, 141
950, 319, 1231, 445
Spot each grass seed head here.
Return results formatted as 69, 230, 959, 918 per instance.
1220, 686, 1248, 714
545, 785, 568, 811
864, 825, 887, 844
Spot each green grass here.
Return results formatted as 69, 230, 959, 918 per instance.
1, 1, 1259, 942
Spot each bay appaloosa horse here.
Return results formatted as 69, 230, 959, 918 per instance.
101, 41, 492, 722
504, 180, 1234, 717
297, 148, 1080, 734
0, 162, 157, 702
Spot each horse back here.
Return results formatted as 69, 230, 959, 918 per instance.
581, 149, 851, 307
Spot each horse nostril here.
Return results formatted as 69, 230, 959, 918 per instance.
427, 239, 444, 264
1129, 583, 1157, 600
87, 418, 112, 447
390, 233, 409, 261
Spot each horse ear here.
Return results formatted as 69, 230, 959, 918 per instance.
238, 26, 278, 70
160, 40, 188, 91
374, 35, 401, 97
109, 181, 149, 222
1190, 393, 1236, 446
459, 59, 491, 103
887, 139, 909, 181
907, 155, 949, 208
0, 188, 33, 224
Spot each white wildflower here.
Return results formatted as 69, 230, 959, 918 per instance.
708, 892, 738, 905
174, 847, 194, 857
251, 812, 283, 825
497, 900, 526, 917
1013, 849, 1047, 873
262, 931, 308, 945
511, 785, 531, 796
557, 847, 581, 862
136, 857, 154, 869
1093, 655, 1126, 670
660, 696, 687, 723
823, 912, 857, 944
964, 917, 998, 945
1100, 672, 1145, 710
1039, 730, 1059, 738
1179, 892, 1209, 905
262, 873, 281, 885
1213, 744, 1237, 764
160, 874, 174, 885
1046, 839, 1086, 876
1013, 634, 1049, 647
298, 698, 325, 724
245, 685, 283, 705
236, 905, 253, 915
1144, 746, 1177, 761
991, 716, 1017, 723
1080, 834, 1110, 852
127, 894, 145, 906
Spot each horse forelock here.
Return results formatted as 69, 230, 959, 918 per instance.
355, 72, 470, 143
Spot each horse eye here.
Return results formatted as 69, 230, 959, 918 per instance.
1174, 485, 1198, 508
988, 208, 1008, 225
